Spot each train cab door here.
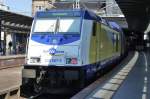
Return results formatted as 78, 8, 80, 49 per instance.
89, 21, 97, 64
96, 23, 101, 63
89, 21, 101, 65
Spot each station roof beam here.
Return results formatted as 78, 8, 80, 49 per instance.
0, 9, 33, 34
116, 0, 150, 33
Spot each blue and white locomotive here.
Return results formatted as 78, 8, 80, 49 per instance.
22, 9, 126, 94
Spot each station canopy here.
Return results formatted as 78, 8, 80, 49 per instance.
0, 9, 33, 33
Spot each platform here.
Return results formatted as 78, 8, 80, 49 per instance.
72, 51, 150, 99
0, 67, 22, 99
0, 55, 25, 69
113, 51, 150, 99
0, 67, 22, 91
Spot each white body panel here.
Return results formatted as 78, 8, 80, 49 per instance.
27, 40, 81, 66
26, 16, 83, 67
80, 20, 93, 65
26, 16, 93, 67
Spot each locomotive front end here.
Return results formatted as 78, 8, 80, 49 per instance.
21, 10, 85, 96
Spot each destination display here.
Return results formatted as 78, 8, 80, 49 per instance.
37, 10, 81, 18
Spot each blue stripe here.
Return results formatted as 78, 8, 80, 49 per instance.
37, 10, 81, 18
84, 55, 120, 79
31, 34, 80, 45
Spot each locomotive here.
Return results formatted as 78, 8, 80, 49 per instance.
21, 9, 126, 95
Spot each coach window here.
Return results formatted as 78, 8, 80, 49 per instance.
116, 34, 119, 52
92, 22, 97, 36
113, 33, 117, 52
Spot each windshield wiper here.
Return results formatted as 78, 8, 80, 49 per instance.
55, 18, 60, 34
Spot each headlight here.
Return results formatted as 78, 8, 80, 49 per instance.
30, 57, 41, 63
66, 58, 78, 64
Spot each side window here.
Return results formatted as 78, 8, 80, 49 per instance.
92, 22, 97, 36
116, 34, 119, 52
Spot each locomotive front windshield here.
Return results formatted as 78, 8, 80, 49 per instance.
33, 17, 81, 34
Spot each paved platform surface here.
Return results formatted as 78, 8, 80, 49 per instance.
0, 55, 25, 69
84, 51, 150, 99
0, 67, 22, 92
0, 67, 25, 99
113, 51, 150, 99
0, 55, 25, 60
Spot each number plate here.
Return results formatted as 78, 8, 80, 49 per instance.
49, 56, 65, 65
